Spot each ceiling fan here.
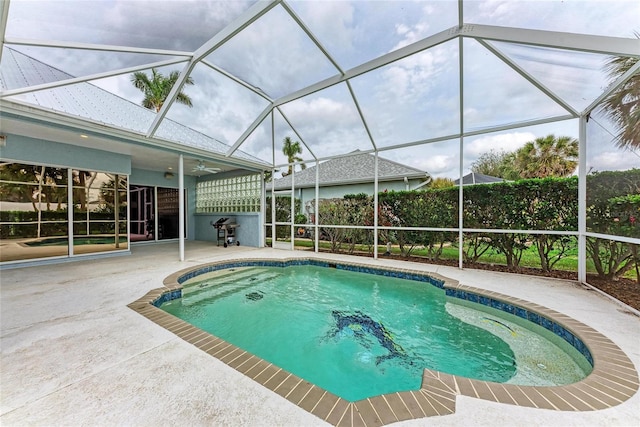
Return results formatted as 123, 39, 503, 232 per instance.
192, 160, 221, 174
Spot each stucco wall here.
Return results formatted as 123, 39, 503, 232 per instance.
271, 179, 424, 218
1, 134, 130, 174
194, 213, 261, 247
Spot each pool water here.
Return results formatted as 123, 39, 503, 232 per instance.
162, 265, 529, 401
25, 236, 127, 246
163, 265, 592, 401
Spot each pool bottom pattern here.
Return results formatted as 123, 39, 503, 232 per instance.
129, 257, 639, 427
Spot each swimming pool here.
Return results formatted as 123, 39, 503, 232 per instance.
160, 264, 590, 401
24, 236, 127, 246
130, 257, 638, 425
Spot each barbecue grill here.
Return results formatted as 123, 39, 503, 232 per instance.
211, 217, 240, 247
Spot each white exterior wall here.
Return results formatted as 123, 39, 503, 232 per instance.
270, 179, 424, 221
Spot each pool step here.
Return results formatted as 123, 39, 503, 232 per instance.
182, 267, 265, 289
180, 270, 281, 306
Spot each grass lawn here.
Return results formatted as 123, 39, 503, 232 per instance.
269, 238, 602, 275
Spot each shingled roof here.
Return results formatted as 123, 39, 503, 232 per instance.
454, 172, 505, 185
0, 48, 262, 164
270, 150, 429, 190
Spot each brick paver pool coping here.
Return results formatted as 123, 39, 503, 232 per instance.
128, 257, 638, 426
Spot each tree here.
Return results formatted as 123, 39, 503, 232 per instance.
281, 136, 306, 177
514, 134, 578, 179
131, 68, 194, 112
470, 149, 519, 180
600, 33, 640, 150
429, 177, 455, 189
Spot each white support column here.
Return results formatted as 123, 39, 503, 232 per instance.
259, 171, 265, 248
458, 35, 465, 270
154, 186, 158, 241
67, 168, 74, 256
114, 174, 120, 249
290, 169, 295, 251
271, 183, 276, 246
578, 116, 587, 282
126, 176, 131, 249
270, 112, 275, 246
314, 162, 319, 253
374, 152, 379, 259
178, 154, 185, 262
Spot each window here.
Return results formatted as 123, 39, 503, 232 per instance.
0, 163, 128, 262
196, 174, 261, 213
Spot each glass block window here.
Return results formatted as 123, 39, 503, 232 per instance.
196, 174, 261, 213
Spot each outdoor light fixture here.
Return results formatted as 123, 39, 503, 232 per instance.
164, 172, 174, 179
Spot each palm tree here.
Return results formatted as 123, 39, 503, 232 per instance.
514, 134, 578, 179
281, 137, 306, 177
131, 68, 194, 112
600, 33, 639, 150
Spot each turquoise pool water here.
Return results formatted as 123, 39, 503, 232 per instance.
162, 265, 523, 401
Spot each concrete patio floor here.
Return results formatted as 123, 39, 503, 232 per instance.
1, 242, 638, 426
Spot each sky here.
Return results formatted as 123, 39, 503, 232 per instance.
2, 0, 639, 178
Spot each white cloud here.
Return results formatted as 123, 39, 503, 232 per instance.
465, 132, 535, 157
5, 0, 637, 173
588, 149, 640, 172
477, 0, 516, 21
294, 0, 356, 57
278, 96, 372, 158
417, 154, 457, 176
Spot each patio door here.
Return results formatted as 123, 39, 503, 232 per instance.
129, 185, 186, 242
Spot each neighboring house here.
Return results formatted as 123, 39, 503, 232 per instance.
454, 172, 505, 186
268, 150, 430, 217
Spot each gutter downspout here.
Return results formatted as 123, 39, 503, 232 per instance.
410, 174, 432, 190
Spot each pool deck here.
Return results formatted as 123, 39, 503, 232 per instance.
1, 242, 639, 426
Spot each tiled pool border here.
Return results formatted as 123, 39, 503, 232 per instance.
129, 257, 638, 427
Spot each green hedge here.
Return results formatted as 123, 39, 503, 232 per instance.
265, 196, 303, 239
308, 170, 638, 280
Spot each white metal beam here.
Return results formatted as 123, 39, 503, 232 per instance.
0, 0, 10, 63
146, 0, 281, 138
346, 80, 377, 151
458, 35, 464, 270
280, 0, 344, 74
201, 59, 273, 103
578, 116, 587, 283
462, 114, 575, 138
478, 39, 580, 117
0, 99, 268, 171
193, 0, 281, 63
226, 104, 273, 156
275, 106, 318, 160
582, 60, 640, 115
265, 111, 576, 169
586, 232, 640, 246
272, 26, 459, 107
463, 24, 640, 57
179, 154, 185, 261
0, 57, 188, 98
4, 37, 192, 57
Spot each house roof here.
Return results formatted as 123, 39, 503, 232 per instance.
270, 150, 428, 190
454, 172, 505, 186
0, 48, 264, 166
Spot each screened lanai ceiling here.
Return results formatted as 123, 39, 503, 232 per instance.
1, 0, 638, 176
